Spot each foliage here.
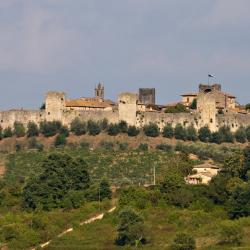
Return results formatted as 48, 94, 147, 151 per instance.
143, 123, 160, 137
228, 184, 250, 219
119, 142, 129, 151
100, 118, 109, 130
14, 121, 26, 137
198, 126, 211, 142
235, 127, 247, 143
40, 103, 46, 110
162, 124, 174, 138
28, 137, 44, 151
80, 141, 90, 150
70, 118, 87, 136
0, 126, 2, 140
115, 207, 146, 246
23, 153, 90, 210
186, 125, 198, 141
245, 103, 250, 111
219, 126, 234, 143
174, 124, 186, 140
27, 122, 39, 137
87, 120, 101, 136
54, 134, 67, 147
138, 143, 148, 151
189, 99, 197, 110
3, 127, 13, 138
170, 233, 196, 250
59, 125, 69, 137
118, 120, 128, 133
223, 153, 244, 178
99, 140, 114, 150
40, 121, 62, 137
210, 131, 223, 144
99, 179, 112, 200
165, 103, 189, 113
156, 143, 173, 152
245, 126, 250, 142
219, 221, 243, 245
107, 123, 120, 136
127, 126, 140, 137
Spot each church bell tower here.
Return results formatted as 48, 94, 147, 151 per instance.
95, 82, 104, 99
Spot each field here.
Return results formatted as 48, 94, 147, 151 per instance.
1, 139, 250, 250
47, 206, 250, 250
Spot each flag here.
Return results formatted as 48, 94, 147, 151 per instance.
208, 74, 215, 78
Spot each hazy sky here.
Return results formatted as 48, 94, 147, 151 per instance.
0, 0, 250, 109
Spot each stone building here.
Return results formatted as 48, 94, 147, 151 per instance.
0, 83, 249, 133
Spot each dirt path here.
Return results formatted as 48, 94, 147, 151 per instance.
30, 206, 116, 250
0, 155, 6, 177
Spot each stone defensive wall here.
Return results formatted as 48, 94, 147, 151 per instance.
62, 109, 119, 126
0, 110, 46, 129
137, 111, 198, 130
217, 112, 250, 132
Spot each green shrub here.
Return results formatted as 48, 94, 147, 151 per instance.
210, 132, 223, 144
228, 184, 250, 219
245, 126, 250, 142
107, 123, 120, 136
14, 121, 26, 137
27, 122, 39, 137
100, 118, 109, 130
189, 99, 197, 110
163, 124, 174, 138
115, 207, 146, 246
186, 125, 198, 141
119, 142, 129, 151
156, 143, 173, 152
28, 137, 44, 151
198, 126, 211, 142
127, 126, 140, 137
40, 121, 62, 137
0, 126, 2, 140
99, 179, 112, 200
235, 127, 247, 143
80, 141, 90, 149
174, 124, 186, 140
219, 126, 234, 143
118, 120, 128, 133
87, 120, 101, 136
15, 142, 23, 152
138, 143, 148, 151
143, 123, 159, 137
99, 140, 114, 150
165, 103, 189, 113
218, 221, 243, 245
23, 153, 90, 210
3, 127, 13, 138
170, 233, 196, 250
70, 118, 87, 135
54, 134, 67, 147
59, 125, 69, 137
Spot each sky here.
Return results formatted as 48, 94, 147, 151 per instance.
0, 0, 250, 109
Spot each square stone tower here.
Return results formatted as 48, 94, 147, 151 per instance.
139, 88, 155, 105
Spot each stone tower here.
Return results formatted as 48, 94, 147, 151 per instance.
95, 83, 104, 99
45, 92, 66, 121
139, 88, 155, 105
199, 84, 221, 93
118, 93, 137, 125
197, 92, 217, 132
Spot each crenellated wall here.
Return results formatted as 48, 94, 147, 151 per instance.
1, 90, 250, 132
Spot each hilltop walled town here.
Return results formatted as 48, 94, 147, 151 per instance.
0, 83, 250, 132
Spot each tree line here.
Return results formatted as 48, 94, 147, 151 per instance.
1, 119, 250, 145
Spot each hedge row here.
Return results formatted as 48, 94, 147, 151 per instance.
1, 119, 250, 144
